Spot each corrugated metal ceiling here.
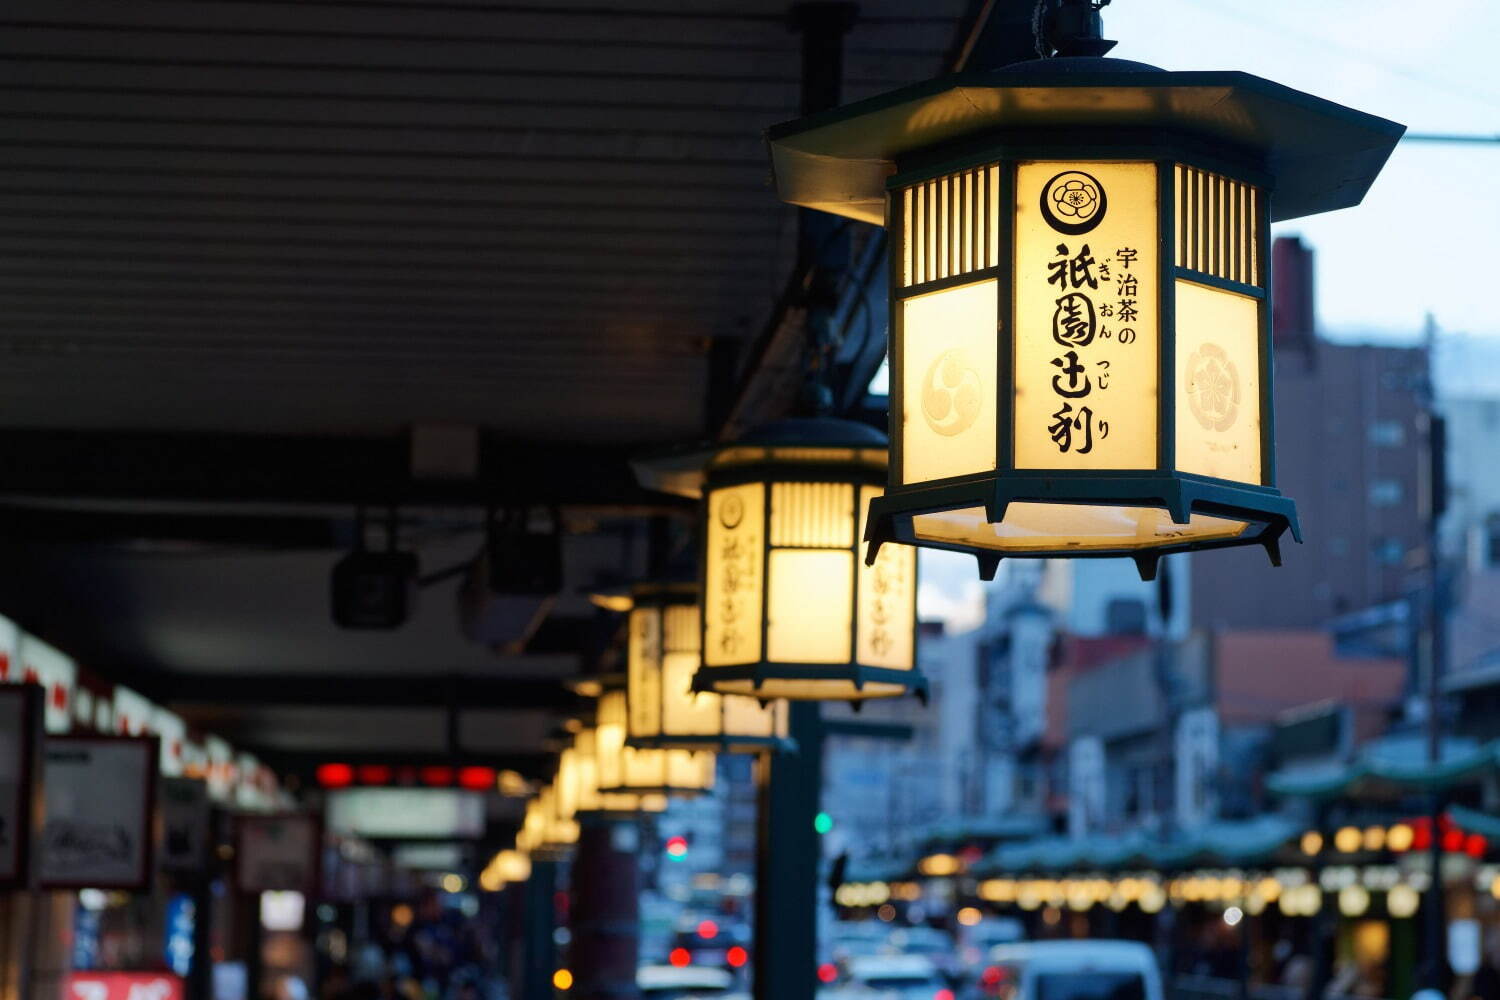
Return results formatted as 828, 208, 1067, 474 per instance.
0, 0, 967, 441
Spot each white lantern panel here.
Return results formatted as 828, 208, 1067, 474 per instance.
767, 549, 854, 664
703, 483, 765, 667
1013, 161, 1158, 471
856, 486, 916, 670
660, 651, 717, 736
911, 503, 1250, 554
1174, 279, 1263, 485
900, 278, 999, 485
721, 692, 780, 738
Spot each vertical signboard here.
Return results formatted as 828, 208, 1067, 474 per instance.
236, 814, 320, 894
0, 685, 41, 887
159, 777, 211, 874
38, 735, 157, 889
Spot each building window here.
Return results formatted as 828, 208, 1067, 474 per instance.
1487, 514, 1500, 567
1369, 420, 1405, 447
1373, 538, 1405, 566
1369, 480, 1404, 507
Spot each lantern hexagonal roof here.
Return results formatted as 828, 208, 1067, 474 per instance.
767, 58, 1405, 226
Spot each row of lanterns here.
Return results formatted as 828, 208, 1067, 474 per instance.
504, 0, 1403, 860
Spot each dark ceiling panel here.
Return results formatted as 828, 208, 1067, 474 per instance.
0, 0, 971, 759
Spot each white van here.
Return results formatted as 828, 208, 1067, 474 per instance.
981, 941, 1163, 1000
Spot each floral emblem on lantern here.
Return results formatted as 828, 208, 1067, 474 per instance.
921, 350, 982, 437
1185, 343, 1240, 432
1040, 170, 1108, 235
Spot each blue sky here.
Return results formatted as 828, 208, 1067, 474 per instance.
916, 0, 1500, 624
1111, 0, 1499, 344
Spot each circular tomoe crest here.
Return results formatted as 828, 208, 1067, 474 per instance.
921, 350, 982, 437
1040, 170, 1107, 235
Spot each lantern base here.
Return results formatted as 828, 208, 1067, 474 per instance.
692, 663, 929, 703
866, 474, 1299, 582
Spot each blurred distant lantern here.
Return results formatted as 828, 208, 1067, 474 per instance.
621, 583, 792, 751
634, 418, 922, 701
517, 783, 577, 854
556, 726, 668, 816
594, 688, 715, 795
765, 1, 1403, 581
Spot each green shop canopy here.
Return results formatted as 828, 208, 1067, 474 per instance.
1447, 805, 1500, 841
1267, 737, 1500, 801
975, 815, 1302, 876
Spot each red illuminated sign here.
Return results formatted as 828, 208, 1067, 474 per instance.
65, 973, 185, 1000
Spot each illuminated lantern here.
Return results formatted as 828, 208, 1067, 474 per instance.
635, 418, 922, 700
595, 688, 714, 795
765, 13, 1403, 580
517, 784, 577, 853
556, 726, 668, 815
623, 583, 791, 751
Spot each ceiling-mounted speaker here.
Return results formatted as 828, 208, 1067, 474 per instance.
332, 507, 417, 629
458, 508, 563, 653
332, 550, 418, 629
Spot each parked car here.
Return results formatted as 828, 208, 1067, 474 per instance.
979, 941, 1162, 1000
830, 921, 890, 964
886, 925, 962, 984
958, 919, 1026, 980
829, 954, 952, 1000
638, 965, 737, 999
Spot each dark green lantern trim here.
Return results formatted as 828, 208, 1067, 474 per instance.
865, 472, 1301, 583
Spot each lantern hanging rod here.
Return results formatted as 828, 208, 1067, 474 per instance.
1033, 0, 1116, 60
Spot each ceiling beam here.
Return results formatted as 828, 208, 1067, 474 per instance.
149, 673, 583, 710
0, 428, 691, 509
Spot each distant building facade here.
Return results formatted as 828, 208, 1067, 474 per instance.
1191, 236, 1431, 630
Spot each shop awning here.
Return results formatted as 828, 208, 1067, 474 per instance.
1267, 736, 1500, 800
975, 815, 1302, 875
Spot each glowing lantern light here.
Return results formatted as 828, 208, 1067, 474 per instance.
764, 4, 1403, 581
620, 583, 790, 751
634, 419, 921, 701
555, 727, 668, 818
1387, 885, 1419, 919
1333, 826, 1362, 854
595, 689, 714, 795
1338, 885, 1371, 918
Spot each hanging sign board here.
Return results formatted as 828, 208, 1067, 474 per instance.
21, 635, 77, 735
0, 685, 41, 888
236, 814, 320, 894
159, 777, 212, 874
64, 972, 184, 1000
38, 735, 157, 890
